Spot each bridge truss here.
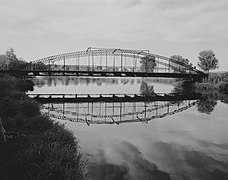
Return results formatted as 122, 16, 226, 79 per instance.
23, 47, 206, 79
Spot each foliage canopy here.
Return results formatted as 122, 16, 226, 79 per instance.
198, 50, 218, 72
140, 55, 156, 73
170, 55, 190, 73
0, 48, 28, 70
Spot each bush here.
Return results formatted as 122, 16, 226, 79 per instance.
18, 98, 40, 117
0, 77, 14, 95
15, 79, 34, 92
0, 97, 40, 118
219, 82, 228, 94
0, 97, 20, 117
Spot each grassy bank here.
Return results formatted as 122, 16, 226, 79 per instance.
195, 72, 228, 94
0, 75, 84, 180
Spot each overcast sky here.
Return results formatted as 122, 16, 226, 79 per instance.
0, 0, 228, 70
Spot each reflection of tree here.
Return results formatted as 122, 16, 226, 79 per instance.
197, 92, 218, 114
218, 82, 228, 94
33, 77, 136, 87
197, 99, 217, 114
121, 79, 129, 85
172, 80, 195, 94
170, 100, 184, 107
172, 80, 219, 114
171, 80, 198, 106
140, 81, 155, 96
65, 77, 70, 86
218, 94, 228, 105
47, 77, 53, 87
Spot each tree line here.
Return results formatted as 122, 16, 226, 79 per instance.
171, 50, 218, 73
0, 48, 28, 70
0, 48, 47, 71
140, 49, 218, 73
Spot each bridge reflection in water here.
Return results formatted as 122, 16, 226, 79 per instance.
30, 93, 201, 125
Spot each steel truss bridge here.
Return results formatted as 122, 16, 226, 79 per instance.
2, 47, 207, 79
29, 93, 202, 125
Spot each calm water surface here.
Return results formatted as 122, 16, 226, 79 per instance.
29, 76, 228, 180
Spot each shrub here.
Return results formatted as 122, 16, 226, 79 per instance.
13, 115, 53, 135
0, 97, 40, 118
0, 75, 34, 96
0, 97, 20, 117
219, 82, 228, 94
0, 77, 14, 95
15, 79, 34, 92
18, 98, 40, 117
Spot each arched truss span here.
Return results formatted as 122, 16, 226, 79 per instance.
29, 47, 205, 75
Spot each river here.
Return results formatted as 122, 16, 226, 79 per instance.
29, 76, 228, 180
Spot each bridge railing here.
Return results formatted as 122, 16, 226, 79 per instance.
25, 64, 194, 74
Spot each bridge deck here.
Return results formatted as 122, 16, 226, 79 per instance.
1, 70, 207, 79
28, 93, 202, 103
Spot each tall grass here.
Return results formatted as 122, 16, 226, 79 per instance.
0, 75, 85, 180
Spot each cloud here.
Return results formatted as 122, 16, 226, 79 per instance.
0, 0, 153, 41
87, 141, 171, 180
155, 0, 228, 42
121, 0, 142, 8
147, 141, 228, 180
84, 138, 228, 180
0, 0, 228, 49
156, 0, 203, 10
86, 149, 129, 180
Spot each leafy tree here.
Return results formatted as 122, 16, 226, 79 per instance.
170, 55, 190, 73
0, 54, 9, 70
140, 55, 156, 73
9, 59, 28, 70
30, 62, 48, 71
170, 55, 189, 65
5, 48, 18, 61
198, 50, 218, 72
4, 48, 28, 70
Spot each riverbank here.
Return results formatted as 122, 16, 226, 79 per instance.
0, 74, 84, 180
195, 72, 228, 94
